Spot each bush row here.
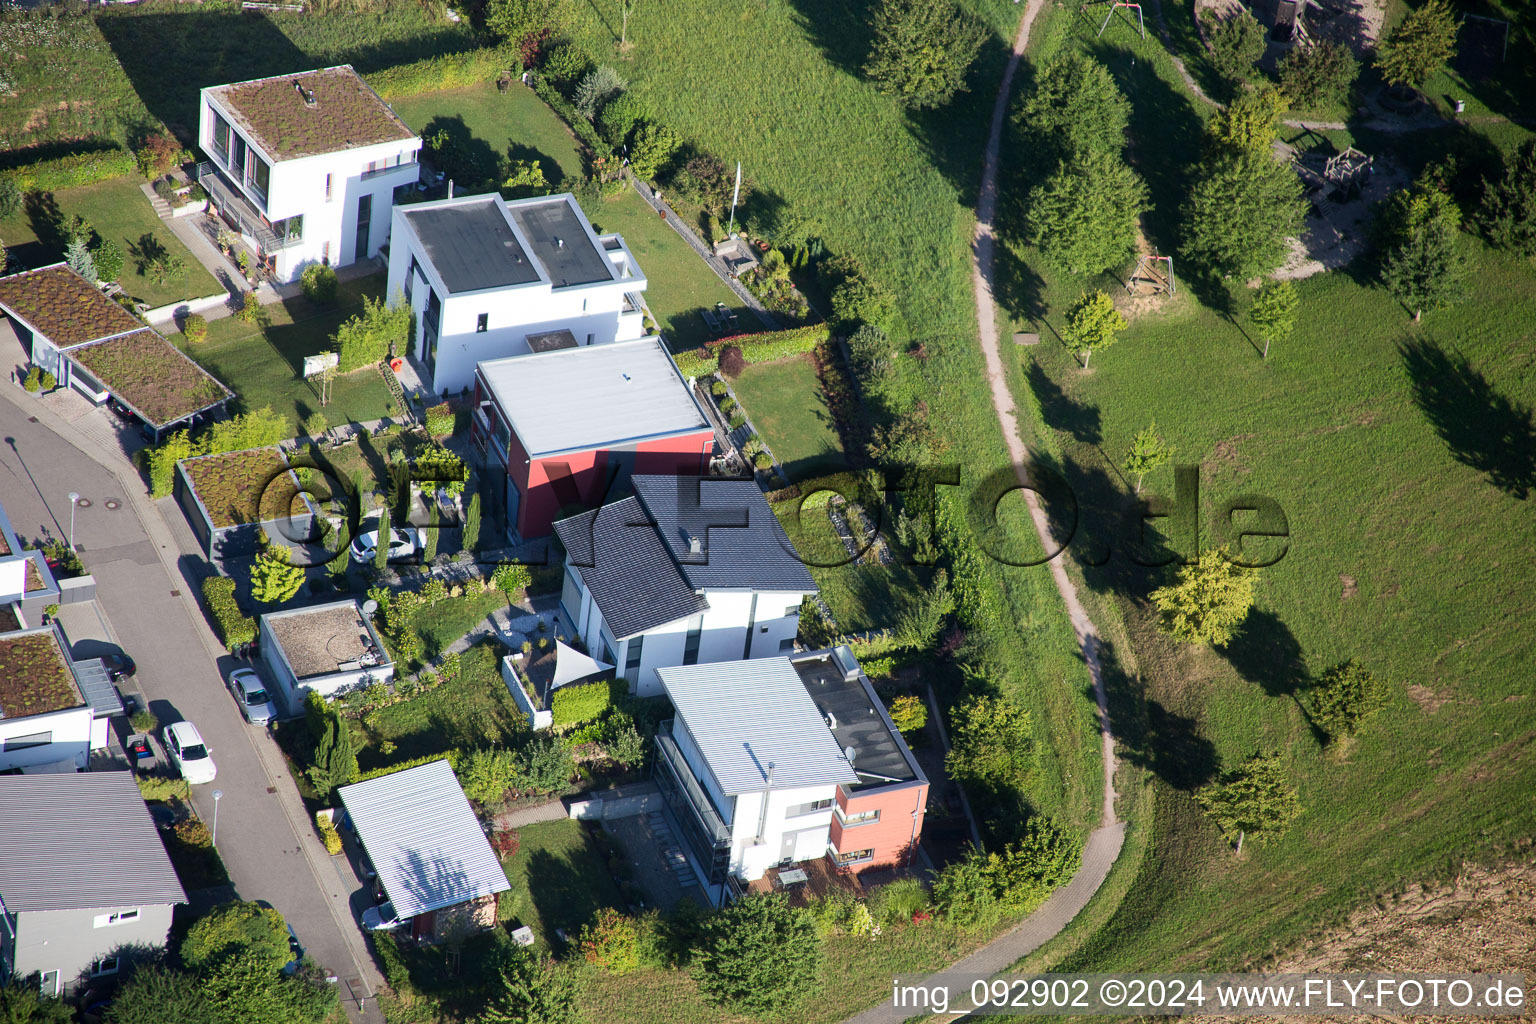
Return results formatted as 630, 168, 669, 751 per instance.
365, 47, 521, 100
527, 74, 613, 159
672, 324, 832, 379
549, 677, 616, 728
2, 146, 138, 192
201, 576, 255, 652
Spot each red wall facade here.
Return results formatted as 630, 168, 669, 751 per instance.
829, 781, 928, 873
508, 430, 715, 539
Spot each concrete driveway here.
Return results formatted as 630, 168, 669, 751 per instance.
0, 385, 383, 1021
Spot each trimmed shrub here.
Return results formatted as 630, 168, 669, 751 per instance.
92, 238, 125, 283
710, 379, 729, 397
550, 678, 615, 728
130, 708, 159, 734
753, 451, 772, 470
3, 147, 137, 192
424, 401, 455, 438
888, 694, 927, 732
182, 313, 208, 344
301, 263, 339, 307
355, 750, 461, 784
201, 575, 256, 652
315, 812, 343, 854
718, 344, 745, 379
671, 324, 831, 378
596, 92, 648, 147
366, 47, 521, 100
136, 774, 189, 803
22, 367, 42, 393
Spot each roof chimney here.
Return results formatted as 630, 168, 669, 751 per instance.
294, 80, 317, 107
687, 532, 703, 556
555, 236, 565, 249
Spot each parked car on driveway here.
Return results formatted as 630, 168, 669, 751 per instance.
227, 668, 278, 725
163, 721, 217, 784
361, 900, 405, 931
100, 652, 136, 680
349, 521, 420, 564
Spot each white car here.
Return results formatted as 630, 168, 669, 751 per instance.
349, 522, 420, 564
361, 900, 405, 931
228, 668, 278, 726
163, 721, 217, 784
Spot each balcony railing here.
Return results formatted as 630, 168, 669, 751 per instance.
363, 160, 418, 181
194, 162, 298, 254
656, 722, 731, 847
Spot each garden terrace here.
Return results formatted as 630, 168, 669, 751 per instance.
207, 65, 415, 160
265, 603, 383, 681
68, 328, 232, 428
0, 628, 84, 719
0, 264, 142, 346
179, 447, 301, 530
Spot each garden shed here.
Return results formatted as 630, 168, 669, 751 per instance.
174, 446, 315, 559
258, 599, 393, 705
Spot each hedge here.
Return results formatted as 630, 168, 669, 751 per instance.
550, 677, 616, 728
201, 575, 256, 652
2, 147, 137, 193
315, 812, 343, 855
528, 74, 613, 158
365, 47, 520, 100
136, 774, 190, 803
354, 750, 461, 784
672, 324, 832, 379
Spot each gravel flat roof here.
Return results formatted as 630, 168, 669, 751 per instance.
266, 602, 386, 680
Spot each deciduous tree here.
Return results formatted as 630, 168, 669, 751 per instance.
1195, 752, 1301, 852
0, 976, 73, 1024
1025, 147, 1148, 275
946, 694, 1036, 791
1014, 52, 1130, 163
864, 0, 985, 109
1309, 658, 1390, 740
485, 0, 560, 45
1207, 85, 1288, 157
1248, 278, 1298, 358
1180, 150, 1305, 278
1151, 547, 1256, 647
1378, 185, 1467, 321
694, 893, 820, 1013
1124, 421, 1173, 494
1278, 38, 1358, 109
249, 545, 304, 605
1375, 0, 1458, 93
1205, 7, 1266, 85
480, 944, 577, 1024
1062, 289, 1126, 369
182, 902, 292, 973
629, 120, 681, 179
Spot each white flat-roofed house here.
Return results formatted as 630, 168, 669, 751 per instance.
0, 624, 120, 773
386, 192, 648, 395
197, 65, 421, 283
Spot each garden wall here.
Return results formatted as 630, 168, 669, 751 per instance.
500, 655, 552, 731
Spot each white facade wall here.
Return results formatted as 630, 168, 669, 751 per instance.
198, 93, 421, 283
0, 706, 93, 772
0, 556, 25, 604
5, 903, 176, 993
386, 206, 648, 395
563, 564, 808, 698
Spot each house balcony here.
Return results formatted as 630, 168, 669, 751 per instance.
655, 721, 732, 886
193, 161, 298, 255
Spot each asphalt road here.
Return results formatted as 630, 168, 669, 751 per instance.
0, 390, 382, 1020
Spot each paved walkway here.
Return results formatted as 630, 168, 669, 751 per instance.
843, 3, 1125, 1020
0, 380, 385, 1023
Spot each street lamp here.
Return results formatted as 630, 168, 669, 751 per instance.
211, 789, 224, 846
67, 492, 80, 550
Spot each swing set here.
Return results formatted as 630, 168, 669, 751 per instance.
1080, 0, 1146, 39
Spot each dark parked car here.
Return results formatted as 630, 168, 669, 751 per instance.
101, 652, 135, 680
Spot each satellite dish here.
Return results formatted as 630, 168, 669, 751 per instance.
362, 599, 379, 615
843, 745, 857, 766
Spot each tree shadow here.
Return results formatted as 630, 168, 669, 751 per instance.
504, 142, 566, 190
23, 191, 67, 256
421, 115, 502, 191
1219, 607, 1307, 698
525, 843, 618, 953
1400, 337, 1536, 500
1120, 696, 1219, 791
1026, 360, 1102, 445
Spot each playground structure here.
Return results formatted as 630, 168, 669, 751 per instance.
1080, 0, 1146, 39
1272, 0, 1314, 44
1126, 253, 1175, 297
1324, 146, 1373, 192
1457, 14, 1510, 78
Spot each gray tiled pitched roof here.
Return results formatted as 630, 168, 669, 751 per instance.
0, 772, 186, 913
553, 497, 707, 641
631, 476, 816, 592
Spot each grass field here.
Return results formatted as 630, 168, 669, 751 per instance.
0, 178, 218, 307
993, 0, 1536, 973
560, 0, 1104, 851
166, 273, 393, 429
497, 819, 623, 952
356, 642, 527, 767
390, 81, 588, 191
1, 1, 475, 156
730, 356, 845, 478
582, 189, 757, 352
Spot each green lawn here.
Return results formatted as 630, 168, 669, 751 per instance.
166, 273, 393, 429
497, 819, 623, 952
391, 81, 586, 191
729, 356, 845, 478
0, 177, 219, 308
357, 642, 526, 767
412, 588, 511, 660
992, 0, 1536, 975
581, 188, 757, 352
